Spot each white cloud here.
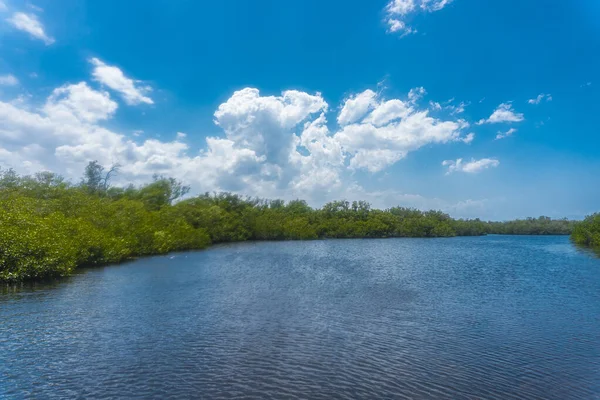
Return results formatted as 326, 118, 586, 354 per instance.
7, 12, 54, 44
442, 158, 499, 174
176, 132, 187, 139
0, 85, 337, 200
0, 1, 7, 12
89, 58, 153, 105
477, 103, 524, 124
212, 88, 344, 196
495, 128, 516, 140
422, 0, 453, 11
387, 19, 416, 36
214, 88, 328, 164
338, 90, 377, 126
527, 93, 552, 105
0, 74, 18, 86
334, 88, 471, 172
43, 82, 118, 123
0, 82, 486, 210
385, 0, 453, 35
387, 0, 416, 15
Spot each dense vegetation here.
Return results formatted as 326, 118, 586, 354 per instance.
486, 217, 575, 236
571, 213, 600, 252
0, 163, 580, 282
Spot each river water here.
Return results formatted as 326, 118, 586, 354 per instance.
1, 236, 599, 399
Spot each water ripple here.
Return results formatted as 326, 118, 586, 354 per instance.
1, 236, 599, 399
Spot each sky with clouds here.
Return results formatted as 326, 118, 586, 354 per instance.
0, 0, 599, 220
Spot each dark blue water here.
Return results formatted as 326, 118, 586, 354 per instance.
1, 236, 599, 399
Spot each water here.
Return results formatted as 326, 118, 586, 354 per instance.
1, 236, 599, 399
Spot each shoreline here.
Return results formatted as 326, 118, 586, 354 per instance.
2, 234, 586, 286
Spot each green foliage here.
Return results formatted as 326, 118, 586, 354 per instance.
0, 168, 210, 282
0, 166, 585, 282
486, 216, 575, 235
571, 214, 600, 251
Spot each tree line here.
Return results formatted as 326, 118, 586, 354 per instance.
0, 162, 584, 282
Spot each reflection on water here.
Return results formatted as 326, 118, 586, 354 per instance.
1, 236, 599, 399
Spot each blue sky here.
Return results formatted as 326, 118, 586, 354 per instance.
0, 0, 598, 220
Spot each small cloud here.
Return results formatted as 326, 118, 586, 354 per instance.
448, 100, 468, 115
385, 0, 453, 36
0, 74, 18, 86
7, 12, 54, 45
0, 1, 7, 12
432, 98, 468, 115
89, 58, 153, 105
461, 133, 475, 144
408, 86, 426, 103
387, 18, 416, 36
29, 72, 38, 78
132, 130, 144, 137
176, 132, 187, 139
527, 93, 552, 105
443, 158, 500, 174
429, 101, 442, 110
581, 82, 592, 88
477, 102, 524, 125
495, 128, 516, 140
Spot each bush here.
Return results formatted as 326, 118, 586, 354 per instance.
572, 214, 600, 250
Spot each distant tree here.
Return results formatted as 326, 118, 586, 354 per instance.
0, 168, 20, 190
134, 175, 190, 210
82, 161, 120, 193
34, 171, 66, 187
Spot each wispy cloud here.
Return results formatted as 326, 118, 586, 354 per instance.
460, 132, 475, 144
495, 128, 516, 140
385, 0, 453, 36
443, 158, 500, 174
429, 98, 468, 115
477, 103, 524, 125
27, 3, 44, 13
7, 12, 54, 44
527, 93, 552, 105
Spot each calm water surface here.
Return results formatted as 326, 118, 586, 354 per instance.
1, 236, 599, 399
